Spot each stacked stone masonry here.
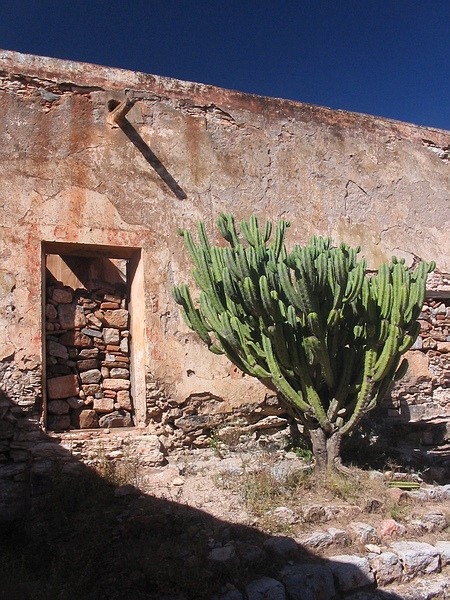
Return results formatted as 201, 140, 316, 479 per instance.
45, 279, 133, 430
385, 296, 449, 466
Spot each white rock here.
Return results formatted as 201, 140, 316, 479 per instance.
349, 522, 379, 544
390, 541, 440, 578
435, 541, 450, 565
80, 369, 101, 384
301, 531, 333, 550
369, 551, 403, 585
269, 506, 297, 524
328, 527, 350, 546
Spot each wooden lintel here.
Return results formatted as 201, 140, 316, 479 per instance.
107, 99, 136, 128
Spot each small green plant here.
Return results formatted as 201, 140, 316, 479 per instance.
286, 435, 313, 463
208, 429, 224, 457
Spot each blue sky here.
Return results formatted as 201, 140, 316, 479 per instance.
1, 1, 449, 130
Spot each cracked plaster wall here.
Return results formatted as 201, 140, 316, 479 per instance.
0, 50, 449, 457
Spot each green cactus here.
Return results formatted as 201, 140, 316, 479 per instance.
173, 214, 435, 472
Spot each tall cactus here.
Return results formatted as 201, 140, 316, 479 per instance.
173, 215, 435, 471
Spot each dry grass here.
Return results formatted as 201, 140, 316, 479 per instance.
214, 456, 419, 535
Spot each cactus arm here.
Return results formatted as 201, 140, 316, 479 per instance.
261, 332, 311, 415
340, 346, 377, 435
327, 346, 356, 421
173, 284, 213, 346
371, 324, 400, 382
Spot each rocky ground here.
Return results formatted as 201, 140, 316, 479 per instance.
1, 446, 449, 600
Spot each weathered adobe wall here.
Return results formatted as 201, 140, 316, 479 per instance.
0, 50, 449, 487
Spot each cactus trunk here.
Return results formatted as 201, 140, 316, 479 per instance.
309, 429, 347, 473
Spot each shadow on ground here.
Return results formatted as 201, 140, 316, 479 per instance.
1, 394, 407, 600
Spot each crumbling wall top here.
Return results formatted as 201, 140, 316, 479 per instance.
1, 48, 449, 143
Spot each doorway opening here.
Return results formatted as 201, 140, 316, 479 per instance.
41, 242, 144, 431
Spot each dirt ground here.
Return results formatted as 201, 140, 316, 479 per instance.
1, 446, 448, 600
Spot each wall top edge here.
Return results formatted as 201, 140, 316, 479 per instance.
1, 49, 449, 140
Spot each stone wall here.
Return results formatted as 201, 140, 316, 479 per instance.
0, 49, 449, 505
45, 278, 133, 430
383, 292, 450, 476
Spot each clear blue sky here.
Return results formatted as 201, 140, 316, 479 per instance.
1, 0, 449, 130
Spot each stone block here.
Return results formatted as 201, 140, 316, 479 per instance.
46, 415, 71, 431
52, 288, 73, 304
66, 396, 84, 409
45, 303, 57, 320
270, 506, 297, 524
245, 576, 286, 600
104, 293, 122, 304
208, 544, 239, 568
110, 367, 129, 379
369, 551, 403, 585
82, 384, 102, 395
59, 331, 93, 348
98, 411, 132, 428
47, 374, 79, 399
301, 531, 333, 550
349, 522, 380, 544
100, 301, 120, 309
435, 541, 450, 565
78, 348, 99, 358
81, 327, 103, 339
329, 555, 375, 592
77, 359, 99, 372
116, 390, 132, 410
85, 313, 103, 328
281, 563, 335, 600
105, 344, 120, 352
378, 518, 406, 538
47, 340, 69, 360
120, 337, 129, 353
328, 527, 350, 546
93, 397, 114, 413
103, 378, 130, 391
79, 409, 99, 429
390, 541, 440, 577
47, 400, 70, 415
102, 309, 128, 329
58, 303, 86, 329
80, 369, 102, 384
103, 328, 120, 344
411, 512, 447, 533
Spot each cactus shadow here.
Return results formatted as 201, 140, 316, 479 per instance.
343, 406, 449, 483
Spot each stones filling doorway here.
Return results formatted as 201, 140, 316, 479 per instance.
44, 252, 134, 430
